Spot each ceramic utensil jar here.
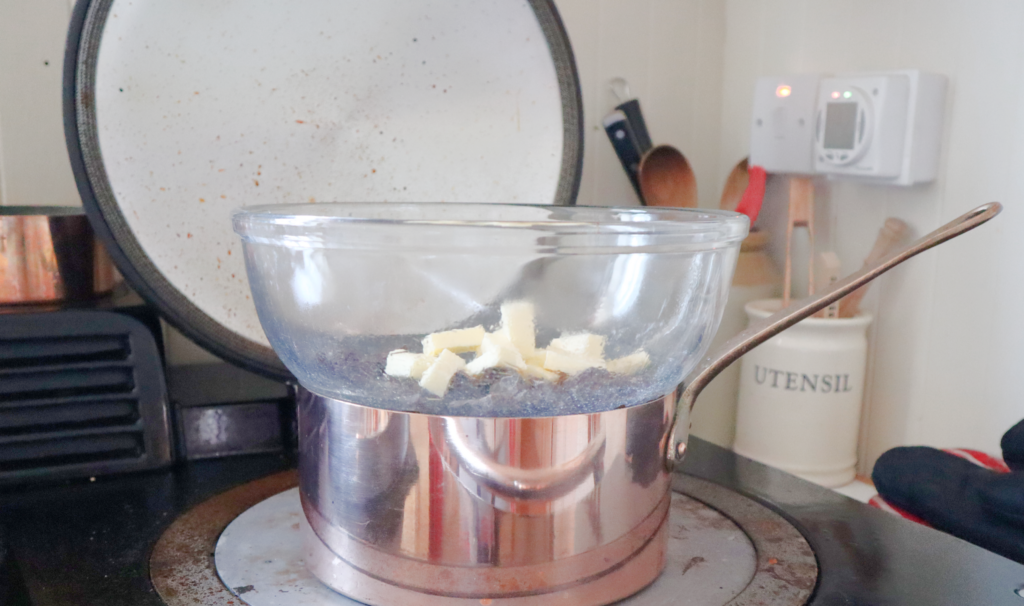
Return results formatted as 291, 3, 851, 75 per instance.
733, 299, 872, 487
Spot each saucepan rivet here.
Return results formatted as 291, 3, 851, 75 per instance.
675, 442, 687, 460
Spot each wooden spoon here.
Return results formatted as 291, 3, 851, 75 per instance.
638, 145, 697, 208
720, 158, 749, 212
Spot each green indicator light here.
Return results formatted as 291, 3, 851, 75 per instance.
843, 91, 852, 99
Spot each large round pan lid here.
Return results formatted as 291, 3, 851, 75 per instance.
64, 0, 583, 381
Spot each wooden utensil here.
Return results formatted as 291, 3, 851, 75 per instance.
839, 218, 908, 317
720, 158, 749, 212
782, 177, 815, 306
817, 251, 842, 318
638, 145, 698, 208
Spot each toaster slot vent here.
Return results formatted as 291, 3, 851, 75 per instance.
0, 367, 135, 402
0, 399, 140, 435
0, 429, 145, 473
0, 309, 172, 483
0, 335, 131, 369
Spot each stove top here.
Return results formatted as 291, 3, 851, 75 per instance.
2, 438, 1023, 605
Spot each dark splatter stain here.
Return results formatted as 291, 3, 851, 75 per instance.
233, 585, 255, 595
681, 556, 705, 576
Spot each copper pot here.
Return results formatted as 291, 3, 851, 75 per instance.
0, 206, 118, 305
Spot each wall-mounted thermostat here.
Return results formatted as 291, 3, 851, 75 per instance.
749, 74, 821, 175
815, 70, 946, 185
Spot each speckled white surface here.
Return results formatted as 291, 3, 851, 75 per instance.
93, 1, 565, 347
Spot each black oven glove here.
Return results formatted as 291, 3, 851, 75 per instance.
1001, 418, 1024, 472
872, 422, 1024, 564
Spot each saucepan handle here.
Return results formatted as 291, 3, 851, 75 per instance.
665, 202, 1003, 470
435, 417, 606, 501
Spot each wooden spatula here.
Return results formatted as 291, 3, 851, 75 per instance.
783, 177, 815, 306
839, 218, 908, 317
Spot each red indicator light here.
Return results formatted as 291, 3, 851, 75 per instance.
831, 91, 840, 99
776, 85, 792, 98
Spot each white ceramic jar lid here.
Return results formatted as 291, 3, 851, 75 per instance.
65, 0, 583, 379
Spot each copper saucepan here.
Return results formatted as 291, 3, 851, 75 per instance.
0, 206, 118, 305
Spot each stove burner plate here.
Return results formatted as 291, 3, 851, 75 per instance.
151, 472, 817, 605
218, 489, 753, 605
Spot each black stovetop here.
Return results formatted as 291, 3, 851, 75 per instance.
1, 438, 1022, 605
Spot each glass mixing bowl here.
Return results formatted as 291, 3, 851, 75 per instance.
233, 203, 747, 417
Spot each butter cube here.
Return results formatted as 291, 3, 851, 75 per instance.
607, 350, 650, 375
524, 350, 547, 368
465, 333, 527, 375
479, 331, 514, 353
384, 350, 436, 380
419, 349, 467, 397
422, 326, 486, 356
542, 349, 605, 375
523, 364, 560, 382
549, 333, 606, 360
498, 300, 536, 354
465, 351, 502, 375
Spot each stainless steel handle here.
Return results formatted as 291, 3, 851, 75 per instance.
437, 418, 606, 501
667, 202, 1002, 466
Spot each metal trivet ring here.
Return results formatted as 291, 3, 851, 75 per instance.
150, 472, 817, 605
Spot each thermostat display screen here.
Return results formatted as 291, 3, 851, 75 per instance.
824, 102, 857, 149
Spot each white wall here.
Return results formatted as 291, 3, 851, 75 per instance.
717, 0, 1024, 472
0, 0, 80, 208
2, 0, 1021, 472
554, 0, 728, 209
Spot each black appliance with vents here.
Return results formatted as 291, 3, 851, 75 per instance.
0, 306, 172, 484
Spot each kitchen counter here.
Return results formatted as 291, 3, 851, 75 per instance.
1, 438, 1022, 605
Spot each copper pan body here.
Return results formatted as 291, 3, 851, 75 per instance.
298, 388, 681, 605
0, 207, 118, 305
